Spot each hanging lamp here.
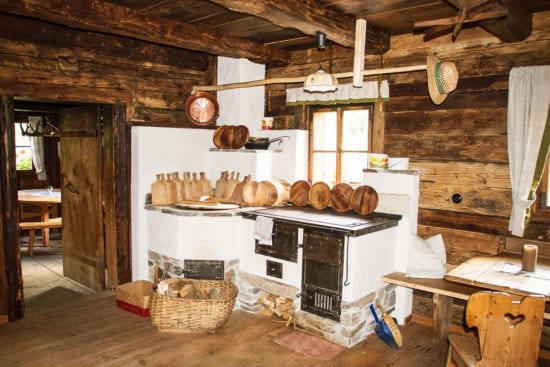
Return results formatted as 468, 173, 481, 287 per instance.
303, 32, 338, 93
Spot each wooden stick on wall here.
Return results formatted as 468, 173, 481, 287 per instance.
353, 19, 367, 88
192, 64, 428, 92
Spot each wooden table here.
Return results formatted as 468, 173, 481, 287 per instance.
445, 254, 550, 301
18, 189, 61, 247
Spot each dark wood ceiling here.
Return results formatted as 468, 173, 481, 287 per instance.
103, 0, 550, 51
2, 0, 549, 67
3, 0, 550, 113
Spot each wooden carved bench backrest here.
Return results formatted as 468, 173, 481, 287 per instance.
465, 292, 545, 366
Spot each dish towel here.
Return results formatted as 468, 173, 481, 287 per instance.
253, 216, 273, 246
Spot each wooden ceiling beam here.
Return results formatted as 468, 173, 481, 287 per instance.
208, 0, 391, 53
445, 0, 532, 42
0, 0, 291, 66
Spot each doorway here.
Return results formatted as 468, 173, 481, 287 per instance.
1, 96, 132, 321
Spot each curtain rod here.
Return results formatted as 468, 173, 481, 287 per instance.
192, 64, 428, 92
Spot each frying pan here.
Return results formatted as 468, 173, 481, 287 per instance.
244, 136, 290, 150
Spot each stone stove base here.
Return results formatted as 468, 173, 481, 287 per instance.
235, 270, 398, 348
147, 252, 398, 348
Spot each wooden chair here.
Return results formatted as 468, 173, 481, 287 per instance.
445, 291, 545, 367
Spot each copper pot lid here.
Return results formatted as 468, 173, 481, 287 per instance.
185, 92, 219, 126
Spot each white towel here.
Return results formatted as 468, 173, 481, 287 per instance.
253, 216, 273, 246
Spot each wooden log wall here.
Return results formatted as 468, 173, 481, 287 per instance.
0, 13, 214, 127
266, 12, 550, 324
0, 13, 214, 322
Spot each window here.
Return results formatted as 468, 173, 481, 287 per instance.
309, 105, 372, 185
531, 155, 550, 221
15, 122, 32, 170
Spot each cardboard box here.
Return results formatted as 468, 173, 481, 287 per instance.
115, 280, 153, 317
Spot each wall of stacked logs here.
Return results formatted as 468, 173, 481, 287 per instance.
265, 12, 550, 333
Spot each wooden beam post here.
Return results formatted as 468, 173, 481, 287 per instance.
208, 0, 390, 52
0, 0, 291, 65
0, 95, 24, 322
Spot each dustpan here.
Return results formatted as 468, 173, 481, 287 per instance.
369, 300, 403, 350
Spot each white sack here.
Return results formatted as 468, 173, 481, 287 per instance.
406, 233, 447, 278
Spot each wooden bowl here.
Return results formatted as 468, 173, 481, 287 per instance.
350, 185, 379, 215
289, 180, 311, 207
231, 125, 250, 149
330, 182, 354, 213
262, 180, 285, 207
213, 125, 229, 148
242, 181, 268, 207
309, 181, 331, 210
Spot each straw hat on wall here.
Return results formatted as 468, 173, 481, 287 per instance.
427, 56, 459, 105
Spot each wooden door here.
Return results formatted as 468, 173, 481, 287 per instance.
60, 105, 105, 291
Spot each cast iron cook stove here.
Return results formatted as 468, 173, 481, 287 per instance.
243, 206, 400, 322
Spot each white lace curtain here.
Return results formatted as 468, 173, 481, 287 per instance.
28, 116, 47, 181
286, 80, 389, 105
507, 66, 550, 236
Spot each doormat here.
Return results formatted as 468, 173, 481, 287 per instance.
273, 330, 346, 361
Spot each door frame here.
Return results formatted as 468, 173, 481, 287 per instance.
0, 95, 23, 322
0, 96, 131, 321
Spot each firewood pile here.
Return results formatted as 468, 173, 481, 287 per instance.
157, 278, 227, 300
257, 293, 295, 327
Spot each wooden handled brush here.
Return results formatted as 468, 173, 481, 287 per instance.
369, 300, 403, 350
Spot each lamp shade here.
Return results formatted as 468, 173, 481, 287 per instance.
303, 69, 338, 92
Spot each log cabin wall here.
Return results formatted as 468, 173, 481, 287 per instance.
0, 13, 214, 126
266, 12, 550, 322
0, 13, 214, 320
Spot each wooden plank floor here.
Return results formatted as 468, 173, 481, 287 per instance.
0, 291, 450, 367
6, 234, 452, 366
9, 234, 550, 366
20, 233, 94, 306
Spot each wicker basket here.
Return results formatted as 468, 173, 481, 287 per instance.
149, 279, 238, 333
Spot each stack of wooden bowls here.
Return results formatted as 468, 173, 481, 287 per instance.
288, 180, 379, 215
213, 125, 249, 149
241, 179, 291, 207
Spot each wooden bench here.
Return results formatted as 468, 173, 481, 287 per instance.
382, 272, 487, 340
382, 271, 550, 340
19, 217, 62, 256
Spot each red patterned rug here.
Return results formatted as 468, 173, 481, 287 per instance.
273, 330, 346, 361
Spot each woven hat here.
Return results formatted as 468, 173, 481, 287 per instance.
427, 55, 458, 105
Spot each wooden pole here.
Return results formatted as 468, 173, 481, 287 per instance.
353, 19, 367, 87
192, 64, 428, 92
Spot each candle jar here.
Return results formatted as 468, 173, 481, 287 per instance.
522, 244, 538, 272
261, 117, 273, 130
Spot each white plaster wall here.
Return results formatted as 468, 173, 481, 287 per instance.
252, 129, 309, 182
363, 170, 420, 323
209, 150, 275, 181
342, 227, 398, 302
131, 127, 215, 280
147, 210, 241, 260
217, 57, 265, 132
